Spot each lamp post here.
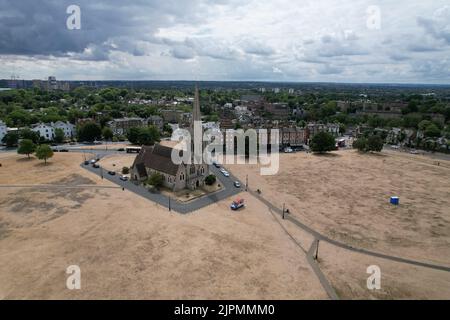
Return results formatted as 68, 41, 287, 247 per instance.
314, 239, 320, 260
168, 196, 171, 212
245, 174, 248, 191
282, 203, 285, 220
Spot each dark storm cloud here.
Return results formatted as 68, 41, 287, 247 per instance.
0, 0, 207, 59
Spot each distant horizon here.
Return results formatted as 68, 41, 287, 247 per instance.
3, 78, 450, 88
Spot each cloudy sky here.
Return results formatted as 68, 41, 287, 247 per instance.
0, 0, 450, 83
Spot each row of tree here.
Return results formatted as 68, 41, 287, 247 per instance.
17, 139, 54, 164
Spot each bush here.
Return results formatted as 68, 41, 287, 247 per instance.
205, 174, 216, 185
147, 172, 164, 188
122, 166, 130, 174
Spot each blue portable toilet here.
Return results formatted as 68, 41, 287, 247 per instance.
390, 196, 399, 205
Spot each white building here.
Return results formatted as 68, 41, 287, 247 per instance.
32, 123, 55, 140
0, 120, 7, 143
53, 121, 76, 138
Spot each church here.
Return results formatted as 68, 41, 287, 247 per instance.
130, 86, 209, 191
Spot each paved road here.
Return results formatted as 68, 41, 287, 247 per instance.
81, 157, 242, 214
248, 188, 450, 273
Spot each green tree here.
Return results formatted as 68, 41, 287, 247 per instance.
122, 167, 130, 175
147, 172, 164, 188
367, 135, 384, 152
77, 122, 102, 142
205, 174, 217, 186
128, 126, 160, 145
54, 128, 65, 143
424, 123, 441, 138
102, 127, 114, 141
353, 137, 368, 152
20, 128, 40, 144
35, 144, 54, 165
17, 139, 36, 158
309, 131, 336, 153
163, 123, 173, 135
2, 131, 19, 147
127, 127, 141, 145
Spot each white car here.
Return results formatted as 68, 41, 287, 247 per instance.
222, 171, 230, 177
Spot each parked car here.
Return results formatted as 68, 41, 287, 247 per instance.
117, 148, 125, 152
108, 171, 116, 175
92, 163, 100, 168
59, 149, 69, 152
120, 175, 128, 181
84, 160, 89, 165
213, 161, 221, 168
90, 159, 97, 164
234, 181, 241, 188
410, 149, 419, 154
222, 171, 230, 177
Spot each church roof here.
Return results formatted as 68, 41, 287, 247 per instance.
133, 144, 183, 176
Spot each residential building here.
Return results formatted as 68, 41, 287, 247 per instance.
147, 115, 164, 130
53, 121, 76, 138
0, 120, 7, 143
32, 123, 55, 140
264, 102, 290, 119
108, 117, 147, 135
281, 127, 306, 147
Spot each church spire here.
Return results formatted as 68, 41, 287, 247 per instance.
192, 84, 201, 125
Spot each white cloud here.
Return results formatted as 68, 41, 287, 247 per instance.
0, 0, 450, 83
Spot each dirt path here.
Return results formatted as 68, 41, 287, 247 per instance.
249, 188, 450, 273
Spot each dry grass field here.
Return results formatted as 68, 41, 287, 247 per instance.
0, 149, 449, 299
227, 149, 450, 299
0, 152, 326, 299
